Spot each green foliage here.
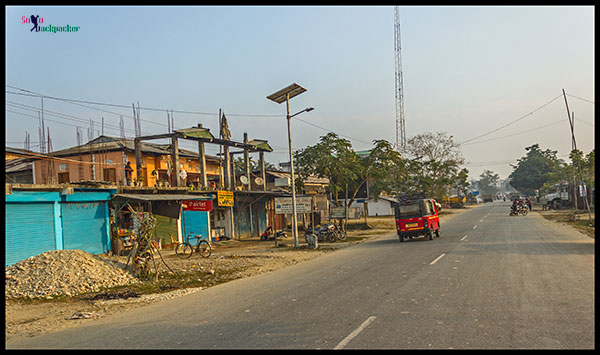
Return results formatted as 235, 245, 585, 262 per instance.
296, 133, 357, 204
402, 132, 466, 200
296, 131, 467, 204
476, 169, 500, 195
509, 144, 562, 195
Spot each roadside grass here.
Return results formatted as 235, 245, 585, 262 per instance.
538, 208, 595, 238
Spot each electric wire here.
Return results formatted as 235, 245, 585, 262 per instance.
461, 119, 565, 146
459, 94, 563, 145
566, 93, 595, 104
7, 84, 379, 149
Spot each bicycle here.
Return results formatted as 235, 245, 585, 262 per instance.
175, 232, 212, 259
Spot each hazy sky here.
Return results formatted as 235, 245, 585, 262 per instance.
5, 6, 595, 181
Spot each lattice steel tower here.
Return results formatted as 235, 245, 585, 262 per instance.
394, 6, 406, 153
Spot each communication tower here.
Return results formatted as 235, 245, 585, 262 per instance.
394, 6, 406, 153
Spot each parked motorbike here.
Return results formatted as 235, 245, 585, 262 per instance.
306, 224, 337, 243
260, 226, 288, 241
332, 223, 347, 241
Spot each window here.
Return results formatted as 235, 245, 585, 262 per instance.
59, 164, 68, 171
423, 201, 434, 216
58, 172, 70, 183
398, 203, 421, 218
103, 168, 117, 183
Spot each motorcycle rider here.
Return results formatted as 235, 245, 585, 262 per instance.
525, 198, 532, 211
510, 199, 519, 215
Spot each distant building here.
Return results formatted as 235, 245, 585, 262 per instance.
5, 147, 39, 184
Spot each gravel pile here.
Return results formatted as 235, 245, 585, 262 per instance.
5, 250, 139, 300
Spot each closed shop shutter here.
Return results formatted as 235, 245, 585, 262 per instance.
5, 203, 56, 266
61, 201, 108, 254
182, 210, 210, 244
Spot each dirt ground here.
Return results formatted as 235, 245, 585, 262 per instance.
536, 207, 595, 238
8, 204, 591, 341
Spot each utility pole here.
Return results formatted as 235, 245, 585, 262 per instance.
570, 112, 578, 211
562, 89, 593, 226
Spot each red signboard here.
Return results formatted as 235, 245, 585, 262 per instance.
182, 199, 213, 211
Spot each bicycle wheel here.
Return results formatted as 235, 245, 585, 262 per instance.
196, 240, 212, 258
175, 242, 193, 259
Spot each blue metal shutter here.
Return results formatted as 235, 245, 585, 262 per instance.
182, 210, 210, 244
61, 201, 108, 254
5, 203, 56, 266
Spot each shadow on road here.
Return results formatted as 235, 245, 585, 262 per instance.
450, 240, 594, 255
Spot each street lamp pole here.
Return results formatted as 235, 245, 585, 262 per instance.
267, 83, 312, 248
285, 93, 300, 248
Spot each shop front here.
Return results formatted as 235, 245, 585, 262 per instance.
110, 193, 213, 255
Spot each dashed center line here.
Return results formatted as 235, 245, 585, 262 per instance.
473, 225, 477, 230
429, 253, 446, 265
460, 235, 468, 241
334, 316, 377, 350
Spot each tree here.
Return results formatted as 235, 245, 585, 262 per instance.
361, 139, 405, 198
296, 134, 404, 227
509, 144, 562, 196
453, 168, 470, 200
295, 132, 357, 206
402, 132, 466, 200
476, 169, 500, 195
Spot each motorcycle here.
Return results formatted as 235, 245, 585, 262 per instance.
260, 226, 288, 241
332, 223, 347, 241
305, 224, 337, 243
509, 204, 528, 216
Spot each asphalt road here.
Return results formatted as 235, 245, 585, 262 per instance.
6, 201, 594, 349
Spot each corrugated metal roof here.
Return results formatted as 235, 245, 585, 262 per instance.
5, 158, 32, 173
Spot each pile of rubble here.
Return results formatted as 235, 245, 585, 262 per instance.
5, 250, 139, 300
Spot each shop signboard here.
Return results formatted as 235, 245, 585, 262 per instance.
274, 196, 312, 214
330, 206, 346, 219
182, 199, 213, 212
217, 190, 234, 207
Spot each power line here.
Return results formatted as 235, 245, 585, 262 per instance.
566, 93, 595, 104
459, 94, 563, 145
294, 117, 373, 146
461, 119, 565, 146
6, 84, 379, 152
6, 85, 283, 118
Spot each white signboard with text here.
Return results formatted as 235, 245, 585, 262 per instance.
274, 196, 312, 214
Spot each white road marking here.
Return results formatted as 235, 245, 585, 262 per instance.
473, 225, 477, 230
430, 253, 446, 265
334, 316, 377, 350
460, 235, 468, 241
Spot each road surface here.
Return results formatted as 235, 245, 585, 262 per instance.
6, 201, 594, 349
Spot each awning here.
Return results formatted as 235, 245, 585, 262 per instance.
111, 194, 212, 219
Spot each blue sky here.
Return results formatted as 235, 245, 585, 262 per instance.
5, 6, 595, 180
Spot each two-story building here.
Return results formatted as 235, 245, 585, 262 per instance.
31, 136, 222, 187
